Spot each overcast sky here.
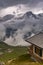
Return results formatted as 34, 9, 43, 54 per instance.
0, 0, 43, 17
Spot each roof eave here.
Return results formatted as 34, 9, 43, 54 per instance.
25, 40, 43, 49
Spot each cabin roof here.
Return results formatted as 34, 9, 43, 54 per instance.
26, 32, 43, 49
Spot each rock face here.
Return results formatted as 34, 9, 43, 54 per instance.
0, 14, 14, 22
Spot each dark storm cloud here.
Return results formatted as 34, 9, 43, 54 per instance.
0, 0, 43, 8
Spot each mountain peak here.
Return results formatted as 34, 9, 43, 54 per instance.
24, 11, 37, 19
38, 13, 43, 17
25, 11, 33, 16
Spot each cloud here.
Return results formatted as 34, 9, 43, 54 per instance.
0, 0, 43, 8
0, 0, 43, 17
0, 24, 5, 40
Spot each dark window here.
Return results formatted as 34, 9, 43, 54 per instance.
40, 49, 42, 57
35, 46, 42, 57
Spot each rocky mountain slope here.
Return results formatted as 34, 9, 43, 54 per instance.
0, 11, 43, 46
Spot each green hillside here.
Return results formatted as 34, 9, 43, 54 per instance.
7, 54, 43, 65
0, 41, 27, 62
0, 41, 43, 65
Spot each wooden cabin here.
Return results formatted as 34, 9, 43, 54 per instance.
25, 32, 43, 61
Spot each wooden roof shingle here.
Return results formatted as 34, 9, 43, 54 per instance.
26, 32, 43, 49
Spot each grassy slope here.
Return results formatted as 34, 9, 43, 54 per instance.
0, 41, 43, 65
0, 41, 27, 62
7, 54, 43, 65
